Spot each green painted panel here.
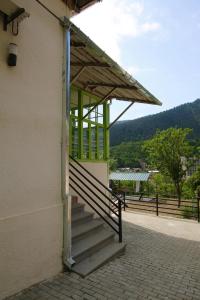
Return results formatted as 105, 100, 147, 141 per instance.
70, 87, 110, 162
78, 90, 83, 159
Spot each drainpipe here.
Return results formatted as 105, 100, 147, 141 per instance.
33, 2, 74, 268
61, 17, 74, 268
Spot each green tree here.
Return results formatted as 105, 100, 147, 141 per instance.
143, 128, 192, 206
110, 141, 145, 168
109, 158, 117, 172
150, 173, 175, 197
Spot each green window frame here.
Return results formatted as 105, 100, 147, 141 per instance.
70, 88, 109, 162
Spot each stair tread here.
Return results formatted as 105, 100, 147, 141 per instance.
72, 228, 114, 258
72, 211, 93, 223
72, 219, 104, 240
72, 241, 126, 276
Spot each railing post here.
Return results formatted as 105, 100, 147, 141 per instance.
197, 194, 200, 223
156, 193, 159, 216
123, 192, 126, 211
118, 199, 122, 243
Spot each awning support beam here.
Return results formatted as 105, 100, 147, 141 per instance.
70, 41, 86, 48
70, 66, 85, 85
86, 82, 137, 90
112, 96, 159, 105
107, 102, 134, 130
82, 87, 116, 120
71, 62, 110, 68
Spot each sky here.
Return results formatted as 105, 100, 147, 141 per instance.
73, 0, 200, 121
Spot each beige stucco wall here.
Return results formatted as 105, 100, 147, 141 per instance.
0, 1, 71, 298
70, 161, 110, 216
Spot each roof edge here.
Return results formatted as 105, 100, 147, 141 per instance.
63, 0, 101, 14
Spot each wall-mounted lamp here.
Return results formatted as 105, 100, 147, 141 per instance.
7, 43, 17, 67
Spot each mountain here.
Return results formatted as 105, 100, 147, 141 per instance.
110, 99, 200, 146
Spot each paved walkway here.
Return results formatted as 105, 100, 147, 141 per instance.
7, 212, 200, 300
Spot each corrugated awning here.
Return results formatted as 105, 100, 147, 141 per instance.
70, 21, 162, 106
110, 172, 150, 181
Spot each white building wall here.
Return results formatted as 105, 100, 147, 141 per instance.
0, 1, 71, 298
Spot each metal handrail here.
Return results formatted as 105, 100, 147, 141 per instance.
69, 155, 122, 203
69, 156, 122, 242
69, 181, 119, 234
69, 162, 118, 209
111, 190, 127, 211
70, 169, 119, 217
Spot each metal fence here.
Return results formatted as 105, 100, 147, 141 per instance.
125, 194, 200, 222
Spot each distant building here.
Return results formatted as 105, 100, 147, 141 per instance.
110, 172, 150, 193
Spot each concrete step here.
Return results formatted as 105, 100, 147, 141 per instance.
72, 219, 104, 242
72, 241, 126, 277
72, 202, 85, 215
72, 228, 114, 263
72, 211, 94, 226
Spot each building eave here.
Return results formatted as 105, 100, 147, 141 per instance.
62, 0, 101, 14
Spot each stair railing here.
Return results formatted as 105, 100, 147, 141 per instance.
111, 190, 127, 212
69, 155, 124, 242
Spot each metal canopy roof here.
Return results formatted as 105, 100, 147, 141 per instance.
110, 172, 150, 182
70, 21, 162, 106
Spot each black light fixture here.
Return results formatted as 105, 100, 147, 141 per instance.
7, 43, 17, 67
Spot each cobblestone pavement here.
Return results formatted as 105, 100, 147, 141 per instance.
7, 212, 200, 300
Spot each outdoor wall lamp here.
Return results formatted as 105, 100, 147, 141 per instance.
7, 43, 17, 67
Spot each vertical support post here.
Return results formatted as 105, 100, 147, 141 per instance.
69, 110, 73, 156
96, 124, 99, 160
88, 122, 92, 160
62, 25, 74, 268
118, 198, 122, 243
103, 102, 109, 160
156, 193, 159, 216
78, 90, 83, 159
197, 194, 200, 223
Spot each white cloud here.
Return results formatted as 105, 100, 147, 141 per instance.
141, 22, 160, 32
72, 0, 160, 62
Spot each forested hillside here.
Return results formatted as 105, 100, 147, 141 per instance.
110, 99, 200, 146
